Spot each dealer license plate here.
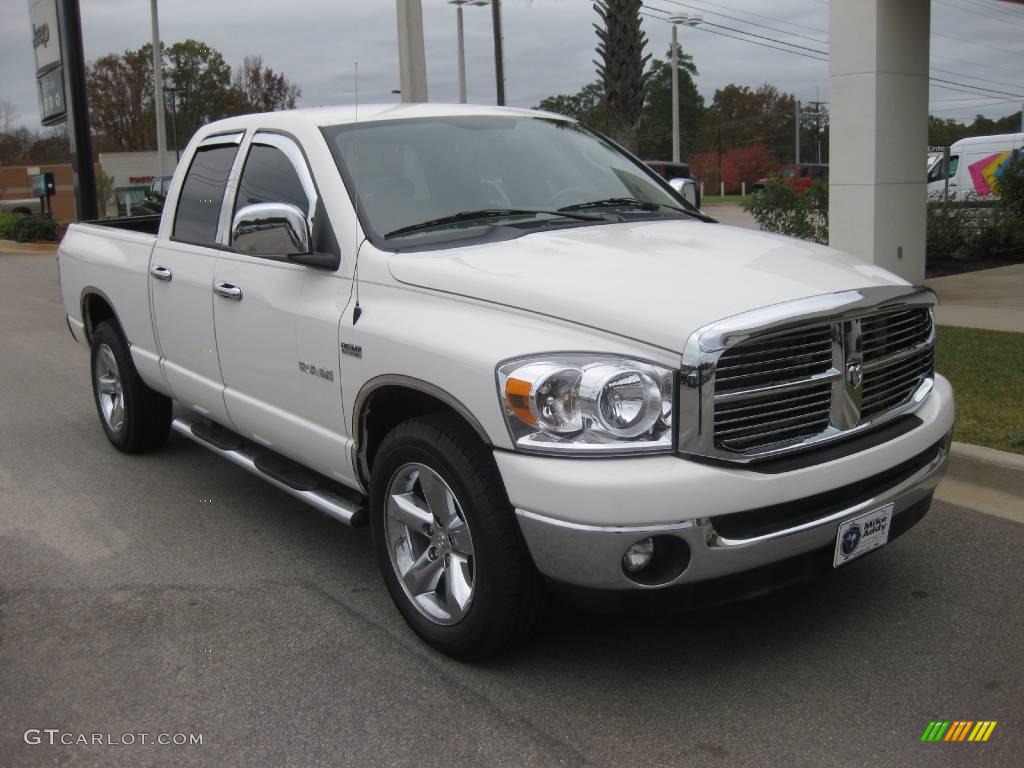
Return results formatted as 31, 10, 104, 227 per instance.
833, 503, 894, 568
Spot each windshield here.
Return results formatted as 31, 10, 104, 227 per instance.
321, 115, 691, 244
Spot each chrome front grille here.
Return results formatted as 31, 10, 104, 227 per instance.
860, 309, 935, 419
678, 288, 938, 463
714, 382, 832, 451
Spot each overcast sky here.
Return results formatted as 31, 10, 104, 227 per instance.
3, 0, 1023, 132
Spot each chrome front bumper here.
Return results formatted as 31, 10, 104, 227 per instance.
515, 433, 951, 591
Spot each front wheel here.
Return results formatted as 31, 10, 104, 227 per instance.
370, 414, 542, 660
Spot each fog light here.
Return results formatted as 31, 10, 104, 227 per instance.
622, 537, 655, 572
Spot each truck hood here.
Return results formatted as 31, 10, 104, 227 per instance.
388, 220, 908, 353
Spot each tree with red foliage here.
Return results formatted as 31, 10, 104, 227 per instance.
689, 144, 779, 194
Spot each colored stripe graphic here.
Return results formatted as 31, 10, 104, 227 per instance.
968, 152, 1010, 196
922, 720, 997, 742
922, 721, 950, 741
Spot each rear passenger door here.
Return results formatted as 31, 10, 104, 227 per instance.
212, 132, 354, 484
150, 132, 242, 426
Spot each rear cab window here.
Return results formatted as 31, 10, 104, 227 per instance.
172, 137, 242, 246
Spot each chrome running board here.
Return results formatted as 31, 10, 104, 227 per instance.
171, 416, 367, 527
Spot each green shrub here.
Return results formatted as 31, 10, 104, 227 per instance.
927, 197, 1024, 264
744, 174, 828, 244
11, 213, 58, 243
0, 212, 20, 240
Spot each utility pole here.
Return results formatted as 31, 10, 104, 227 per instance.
491, 0, 505, 105
806, 98, 827, 164
56, 0, 97, 221
795, 99, 801, 164
396, 0, 429, 102
149, 0, 169, 177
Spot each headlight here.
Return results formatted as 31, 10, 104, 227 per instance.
497, 355, 675, 454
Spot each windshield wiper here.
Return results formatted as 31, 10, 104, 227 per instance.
384, 208, 603, 239
559, 197, 660, 212
559, 196, 715, 222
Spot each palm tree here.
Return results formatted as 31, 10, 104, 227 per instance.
593, 0, 651, 152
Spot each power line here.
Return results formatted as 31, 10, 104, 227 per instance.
929, 66, 1024, 93
933, 31, 1024, 61
690, 25, 828, 62
929, 77, 1024, 100
935, 0, 1024, 25
655, 0, 828, 44
930, 52, 1024, 77
644, 3, 1022, 102
699, 20, 829, 56
642, 9, 829, 63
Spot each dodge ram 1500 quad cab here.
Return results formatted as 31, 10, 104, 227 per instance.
59, 104, 954, 658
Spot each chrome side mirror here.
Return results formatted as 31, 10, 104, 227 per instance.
669, 177, 698, 207
232, 202, 311, 256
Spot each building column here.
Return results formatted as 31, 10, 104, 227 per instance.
396, 0, 429, 103
828, 0, 930, 283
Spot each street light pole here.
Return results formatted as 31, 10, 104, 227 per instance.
456, 4, 466, 103
491, 0, 505, 105
149, 0, 169, 177
449, 1, 489, 105
667, 14, 701, 164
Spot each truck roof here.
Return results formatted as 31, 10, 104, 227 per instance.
196, 103, 570, 135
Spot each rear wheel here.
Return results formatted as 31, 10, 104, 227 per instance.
89, 320, 171, 453
370, 414, 542, 660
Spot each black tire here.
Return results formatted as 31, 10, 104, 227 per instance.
89, 319, 171, 453
370, 414, 542, 660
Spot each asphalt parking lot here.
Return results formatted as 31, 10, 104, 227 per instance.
1, 251, 1021, 768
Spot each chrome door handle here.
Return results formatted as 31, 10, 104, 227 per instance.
150, 265, 172, 281
213, 282, 243, 301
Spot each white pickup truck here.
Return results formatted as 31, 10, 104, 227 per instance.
59, 104, 954, 658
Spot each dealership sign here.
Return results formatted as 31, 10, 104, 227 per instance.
29, 0, 65, 125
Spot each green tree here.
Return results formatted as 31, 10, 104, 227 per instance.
929, 111, 1023, 147
165, 40, 233, 146
698, 83, 796, 164
636, 44, 703, 160
593, 0, 651, 151
536, 82, 607, 130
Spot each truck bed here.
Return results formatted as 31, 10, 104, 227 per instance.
82, 215, 161, 235
58, 221, 164, 391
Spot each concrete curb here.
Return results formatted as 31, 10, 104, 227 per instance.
938, 442, 1024, 524
950, 441, 1024, 472
0, 240, 58, 255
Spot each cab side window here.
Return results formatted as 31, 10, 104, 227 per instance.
234, 144, 309, 217
173, 144, 239, 245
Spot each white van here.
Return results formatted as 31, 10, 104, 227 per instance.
927, 133, 1023, 200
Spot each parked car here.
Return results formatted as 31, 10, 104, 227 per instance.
58, 105, 953, 659
926, 133, 1024, 200
644, 160, 700, 207
753, 163, 829, 193
0, 197, 44, 216
134, 175, 174, 215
